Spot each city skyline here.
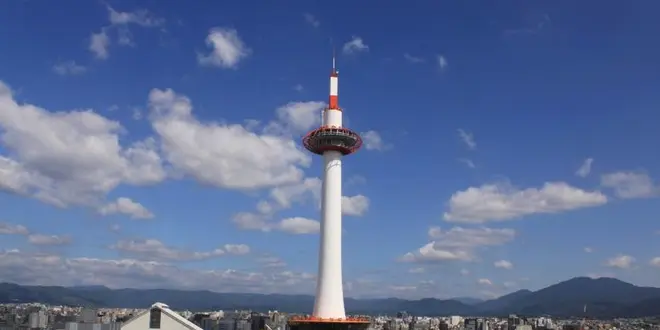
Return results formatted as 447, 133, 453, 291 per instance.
0, 0, 659, 300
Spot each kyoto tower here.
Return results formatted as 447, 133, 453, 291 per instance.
287, 58, 369, 330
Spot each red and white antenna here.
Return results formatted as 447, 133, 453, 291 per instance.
329, 48, 339, 110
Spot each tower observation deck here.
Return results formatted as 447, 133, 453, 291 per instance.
288, 60, 370, 330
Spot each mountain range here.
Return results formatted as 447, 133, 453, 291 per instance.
1, 277, 659, 318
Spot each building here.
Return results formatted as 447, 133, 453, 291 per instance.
121, 303, 202, 330
29, 311, 47, 329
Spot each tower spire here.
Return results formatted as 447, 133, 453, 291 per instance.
328, 51, 339, 109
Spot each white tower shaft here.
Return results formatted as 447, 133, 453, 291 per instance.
313, 106, 345, 319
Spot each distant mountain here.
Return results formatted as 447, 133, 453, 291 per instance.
1, 277, 659, 317
452, 297, 484, 305
477, 289, 533, 312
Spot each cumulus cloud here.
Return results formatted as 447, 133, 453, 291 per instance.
443, 181, 607, 223
478, 278, 492, 286
0, 223, 29, 235
400, 226, 515, 263
605, 254, 635, 269
0, 249, 314, 294
99, 197, 154, 219
650, 257, 660, 267
0, 81, 165, 207
197, 28, 251, 69
494, 260, 513, 269
276, 217, 320, 235
89, 30, 111, 59
601, 171, 659, 199
342, 195, 370, 216
257, 256, 287, 268
1, 222, 71, 246
27, 234, 71, 246
111, 239, 250, 261
233, 192, 368, 233
342, 36, 369, 55
148, 88, 310, 190
361, 130, 387, 151
265, 101, 326, 135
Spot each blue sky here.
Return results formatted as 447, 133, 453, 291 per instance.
0, 0, 659, 299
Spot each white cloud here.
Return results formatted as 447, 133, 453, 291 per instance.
270, 177, 322, 208
649, 257, 660, 267
458, 158, 476, 169
232, 212, 271, 231
1, 223, 72, 246
443, 181, 607, 223
233, 181, 369, 232
27, 234, 71, 246
276, 217, 320, 234
342, 195, 369, 216
198, 28, 251, 69
148, 88, 310, 190
457, 129, 476, 150
342, 36, 369, 55
404, 53, 425, 63
293, 84, 304, 92
111, 239, 249, 261
400, 226, 515, 263
601, 171, 659, 199
494, 260, 513, 269
89, 30, 110, 59
1, 222, 70, 246
584, 247, 594, 253
53, 61, 87, 76
106, 6, 164, 27
0, 223, 29, 235
478, 278, 492, 286
605, 254, 635, 269
361, 130, 387, 151
576, 158, 594, 178
437, 55, 448, 71
409, 267, 425, 274
303, 13, 320, 28
266, 101, 326, 135
99, 197, 154, 219
89, 6, 164, 59
0, 81, 166, 208
257, 256, 287, 268
0, 249, 314, 294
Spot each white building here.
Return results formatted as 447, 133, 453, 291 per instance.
121, 303, 202, 330
29, 311, 47, 329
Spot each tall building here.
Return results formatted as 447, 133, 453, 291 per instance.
80, 309, 98, 323
287, 58, 369, 330
29, 311, 47, 329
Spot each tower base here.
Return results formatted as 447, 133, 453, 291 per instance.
288, 318, 370, 330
